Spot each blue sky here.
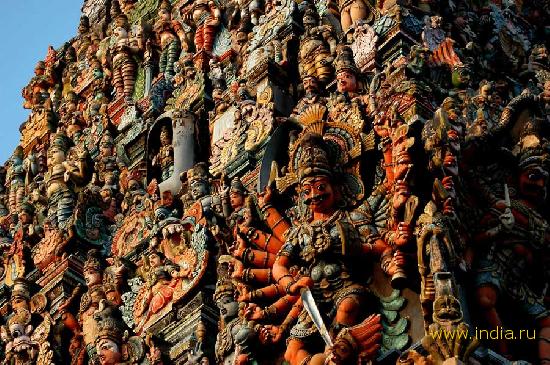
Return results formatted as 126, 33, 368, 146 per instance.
0, 1, 81, 163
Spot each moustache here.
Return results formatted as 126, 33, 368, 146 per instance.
304, 193, 329, 206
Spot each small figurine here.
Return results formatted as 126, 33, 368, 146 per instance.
151, 125, 174, 182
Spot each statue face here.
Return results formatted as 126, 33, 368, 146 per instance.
303, 77, 318, 95
97, 338, 122, 365
190, 179, 208, 200
18, 212, 32, 225
114, 27, 128, 41
217, 295, 239, 321
159, 8, 171, 21
149, 253, 162, 267
43, 221, 54, 236
31, 189, 41, 202
431, 16, 441, 28
229, 192, 244, 209
303, 15, 316, 28
336, 71, 357, 93
519, 165, 548, 202
84, 268, 102, 286
128, 180, 140, 192
328, 340, 353, 364
100, 188, 113, 203
300, 176, 336, 214
86, 226, 101, 241
11, 153, 22, 165
10, 296, 29, 312
100, 144, 113, 157
480, 84, 492, 99
212, 88, 224, 101
106, 290, 121, 305
90, 288, 106, 304
160, 130, 172, 146
9, 323, 29, 339
47, 147, 65, 167
34, 64, 45, 76
433, 295, 462, 323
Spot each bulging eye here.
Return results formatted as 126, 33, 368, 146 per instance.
528, 172, 542, 180
317, 184, 325, 191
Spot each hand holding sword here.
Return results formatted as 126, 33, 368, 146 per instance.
300, 287, 382, 364
499, 183, 515, 231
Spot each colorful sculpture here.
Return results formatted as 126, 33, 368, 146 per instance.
1, 1, 549, 364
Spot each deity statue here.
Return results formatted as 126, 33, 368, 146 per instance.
465, 81, 503, 135
472, 135, 550, 362
422, 15, 446, 51
78, 250, 107, 354
223, 177, 248, 230
338, 0, 374, 34
179, 0, 221, 55
327, 45, 368, 131
1, 280, 40, 364
60, 45, 80, 96
214, 277, 258, 365
181, 162, 224, 228
152, 0, 183, 81
58, 91, 86, 143
94, 299, 148, 365
133, 249, 191, 332
107, 15, 141, 102
75, 16, 93, 62
151, 125, 174, 182
268, 133, 400, 364
44, 132, 87, 229
93, 132, 119, 189
32, 218, 73, 271
423, 97, 465, 177
3, 202, 41, 286
21, 61, 55, 110
299, 5, 337, 85
291, 75, 327, 119
6, 146, 26, 216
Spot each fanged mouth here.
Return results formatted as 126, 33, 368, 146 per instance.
161, 223, 184, 239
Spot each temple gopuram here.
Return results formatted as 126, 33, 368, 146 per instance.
1, 0, 549, 364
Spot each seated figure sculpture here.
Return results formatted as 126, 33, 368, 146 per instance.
268, 133, 402, 365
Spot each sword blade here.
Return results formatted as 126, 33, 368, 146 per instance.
301, 288, 333, 347
504, 183, 511, 208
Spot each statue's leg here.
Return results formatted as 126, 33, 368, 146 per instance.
537, 316, 550, 364
159, 47, 168, 76
333, 294, 361, 336
340, 6, 352, 33
165, 40, 180, 80
122, 59, 136, 99
9, 187, 16, 213
476, 285, 508, 356
203, 24, 216, 54
195, 25, 205, 51
284, 338, 313, 365
57, 191, 74, 229
16, 185, 24, 212
113, 67, 124, 99
314, 52, 333, 85
349, 0, 367, 27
